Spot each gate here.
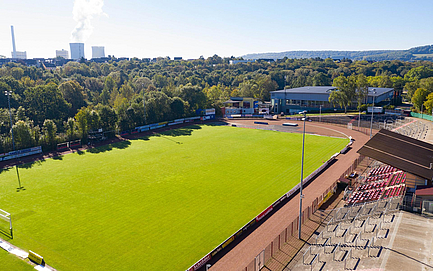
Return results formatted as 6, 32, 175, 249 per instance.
255, 250, 265, 271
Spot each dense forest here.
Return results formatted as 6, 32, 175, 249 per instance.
1, 55, 433, 153
243, 44, 433, 61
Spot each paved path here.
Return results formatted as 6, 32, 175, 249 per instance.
210, 120, 371, 271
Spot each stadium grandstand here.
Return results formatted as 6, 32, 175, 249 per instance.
210, 117, 433, 271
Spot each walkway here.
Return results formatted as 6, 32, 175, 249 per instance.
210, 120, 371, 271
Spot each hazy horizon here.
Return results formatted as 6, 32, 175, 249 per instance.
2, 0, 433, 59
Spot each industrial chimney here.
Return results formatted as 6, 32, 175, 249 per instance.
70, 43, 85, 60
92, 46, 105, 58
11, 26, 17, 59
10, 26, 27, 59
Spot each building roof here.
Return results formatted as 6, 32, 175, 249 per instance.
271, 86, 393, 97
366, 87, 394, 97
271, 86, 337, 94
415, 185, 433, 196
357, 129, 433, 180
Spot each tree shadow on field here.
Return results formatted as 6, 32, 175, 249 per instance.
17, 159, 46, 170
162, 125, 202, 137
53, 155, 64, 160
87, 140, 131, 154
138, 125, 202, 142
0, 167, 12, 174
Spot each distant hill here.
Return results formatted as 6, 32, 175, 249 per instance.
242, 44, 433, 61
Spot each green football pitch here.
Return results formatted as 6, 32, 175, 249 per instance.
0, 124, 348, 270
0, 249, 33, 271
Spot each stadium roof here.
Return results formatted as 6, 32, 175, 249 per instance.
415, 185, 433, 196
357, 129, 433, 180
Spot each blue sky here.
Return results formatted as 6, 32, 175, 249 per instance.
1, 0, 433, 59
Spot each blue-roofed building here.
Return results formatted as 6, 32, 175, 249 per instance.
270, 86, 395, 114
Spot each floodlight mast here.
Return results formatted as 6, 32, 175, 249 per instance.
298, 110, 307, 239
5, 91, 15, 151
5, 90, 22, 190
142, 84, 147, 125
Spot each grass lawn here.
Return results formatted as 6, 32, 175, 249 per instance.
0, 250, 33, 271
0, 124, 348, 270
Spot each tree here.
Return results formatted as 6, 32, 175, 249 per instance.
178, 84, 207, 112
170, 97, 187, 119
75, 108, 90, 140
0, 81, 12, 108
43, 119, 57, 149
420, 77, 433, 93
64, 117, 77, 141
356, 74, 369, 109
101, 76, 116, 105
256, 76, 278, 101
13, 120, 35, 149
329, 90, 350, 112
331, 75, 356, 113
423, 92, 433, 114
88, 110, 101, 131
404, 66, 433, 81
405, 81, 419, 100
145, 91, 172, 123
10, 67, 24, 80
133, 77, 153, 92
59, 80, 87, 116
312, 72, 331, 86
97, 105, 117, 131
411, 88, 428, 112
24, 83, 70, 125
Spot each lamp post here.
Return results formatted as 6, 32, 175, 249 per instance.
319, 104, 322, 122
5, 90, 21, 189
369, 89, 376, 138
298, 110, 307, 239
421, 103, 424, 120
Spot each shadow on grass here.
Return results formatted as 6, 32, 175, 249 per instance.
137, 125, 202, 142
161, 125, 202, 137
53, 155, 64, 160
87, 140, 131, 154
0, 229, 13, 241
0, 167, 12, 174
17, 159, 46, 170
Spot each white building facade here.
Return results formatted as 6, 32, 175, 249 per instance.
56, 49, 69, 59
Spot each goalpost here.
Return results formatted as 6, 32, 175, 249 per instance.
0, 209, 12, 238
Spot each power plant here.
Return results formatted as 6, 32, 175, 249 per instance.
11, 26, 27, 59
4, 28, 110, 62
69, 43, 85, 60
92, 46, 105, 58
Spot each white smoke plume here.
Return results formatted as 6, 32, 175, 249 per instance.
71, 0, 106, 42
